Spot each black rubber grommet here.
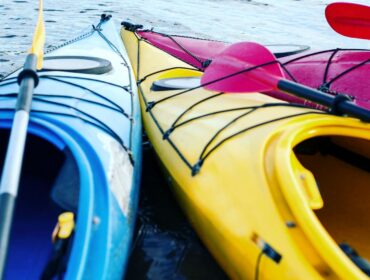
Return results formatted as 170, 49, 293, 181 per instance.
330, 94, 352, 115
202, 59, 212, 68
318, 83, 331, 93
191, 160, 204, 176
146, 101, 155, 111
101, 14, 112, 22
163, 127, 174, 140
121, 21, 143, 31
17, 69, 39, 87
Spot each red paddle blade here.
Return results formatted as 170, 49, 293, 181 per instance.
201, 42, 284, 93
326, 2, 370, 40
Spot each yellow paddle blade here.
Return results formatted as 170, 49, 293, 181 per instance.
29, 0, 45, 70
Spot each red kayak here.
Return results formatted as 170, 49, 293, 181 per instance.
137, 29, 370, 110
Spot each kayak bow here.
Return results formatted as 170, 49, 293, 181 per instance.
0, 15, 142, 279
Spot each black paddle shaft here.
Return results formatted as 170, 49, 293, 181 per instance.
278, 79, 370, 122
0, 193, 16, 279
16, 54, 39, 112
0, 54, 38, 279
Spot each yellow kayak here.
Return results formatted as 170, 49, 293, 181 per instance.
121, 26, 370, 279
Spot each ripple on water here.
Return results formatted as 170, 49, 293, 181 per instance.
42, 9, 64, 12
0, 35, 17, 38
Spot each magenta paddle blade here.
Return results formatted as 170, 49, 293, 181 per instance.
201, 42, 284, 93
326, 2, 370, 40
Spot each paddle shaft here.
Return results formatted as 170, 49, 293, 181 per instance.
0, 54, 38, 278
278, 79, 370, 122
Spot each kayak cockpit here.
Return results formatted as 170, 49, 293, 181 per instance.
295, 136, 370, 275
0, 129, 80, 279
273, 118, 370, 279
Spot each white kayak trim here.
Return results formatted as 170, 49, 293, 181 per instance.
0, 110, 29, 196
98, 132, 133, 216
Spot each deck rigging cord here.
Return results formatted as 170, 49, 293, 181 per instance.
133, 33, 322, 175
130, 26, 370, 175
130, 26, 370, 106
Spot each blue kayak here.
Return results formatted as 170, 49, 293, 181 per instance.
0, 15, 141, 279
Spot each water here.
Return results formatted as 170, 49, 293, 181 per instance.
1, 0, 369, 77
126, 148, 227, 280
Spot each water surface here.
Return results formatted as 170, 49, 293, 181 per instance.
1, 0, 368, 77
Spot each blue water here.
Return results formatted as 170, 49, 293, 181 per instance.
0, 0, 205, 78
0, 1, 227, 278
0, 0, 123, 77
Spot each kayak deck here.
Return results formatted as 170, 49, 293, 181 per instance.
135, 28, 370, 110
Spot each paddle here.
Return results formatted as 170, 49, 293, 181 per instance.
0, 0, 45, 277
325, 2, 370, 40
201, 42, 370, 122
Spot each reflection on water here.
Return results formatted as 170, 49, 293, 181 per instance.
126, 147, 227, 280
